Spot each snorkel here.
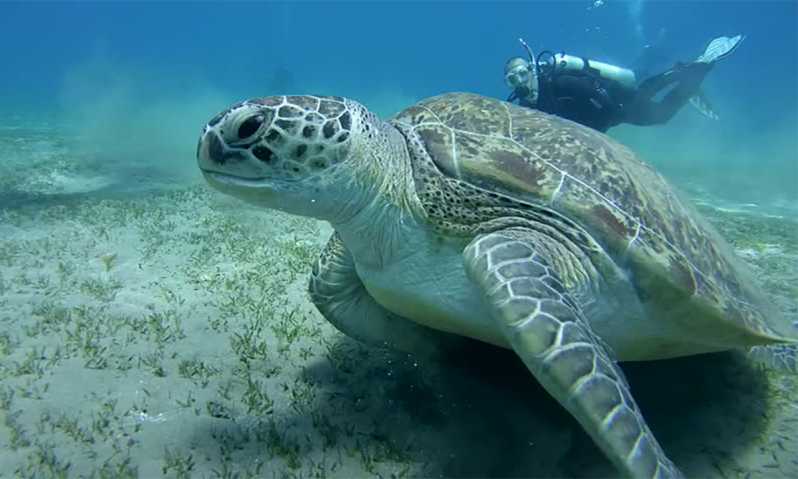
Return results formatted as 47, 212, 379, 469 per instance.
517, 38, 540, 106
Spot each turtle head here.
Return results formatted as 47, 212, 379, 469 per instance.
197, 95, 395, 220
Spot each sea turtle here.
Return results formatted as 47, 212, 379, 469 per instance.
196, 92, 797, 478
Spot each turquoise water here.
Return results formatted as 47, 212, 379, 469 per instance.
0, 2, 796, 478
1, 1, 795, 204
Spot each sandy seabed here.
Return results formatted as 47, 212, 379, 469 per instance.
0, 129, 796, 479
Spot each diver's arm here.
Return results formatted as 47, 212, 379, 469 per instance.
590, 82, 617, 112
555, 74, 615, 111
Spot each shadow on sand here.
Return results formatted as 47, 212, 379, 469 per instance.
300, 338, 771, 478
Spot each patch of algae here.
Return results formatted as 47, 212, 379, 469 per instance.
0, 165, 795, 478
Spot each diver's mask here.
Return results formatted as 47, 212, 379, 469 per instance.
505, 39, 540, 106
504, 57, 533, 89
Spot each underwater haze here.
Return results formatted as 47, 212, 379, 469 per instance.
1, 1, 796, 205
1, 1, 797, 478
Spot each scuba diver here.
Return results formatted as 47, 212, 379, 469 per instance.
504, 35, 745, 133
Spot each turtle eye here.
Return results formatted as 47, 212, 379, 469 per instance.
237, 115, 264, 139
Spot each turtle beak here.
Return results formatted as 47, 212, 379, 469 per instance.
197, 127, 215, 171
196, 126, 256, 180
197, 128, 227, 171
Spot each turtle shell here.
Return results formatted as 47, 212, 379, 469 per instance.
392, 93, 790, 344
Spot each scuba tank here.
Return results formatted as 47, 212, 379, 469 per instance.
548, 53, 638, 90
513, 38, 638, 106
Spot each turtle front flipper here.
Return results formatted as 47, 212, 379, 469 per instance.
464, 231, 682, 479
310, 232, 464, 361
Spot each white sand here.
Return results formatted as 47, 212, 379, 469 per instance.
0, 135, 796, 478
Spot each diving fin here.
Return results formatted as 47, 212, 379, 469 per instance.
689, 88, 719, 120
696, 34, 745, 64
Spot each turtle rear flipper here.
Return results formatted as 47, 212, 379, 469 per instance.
464, 230, 683, 479
748, 344, 798, 373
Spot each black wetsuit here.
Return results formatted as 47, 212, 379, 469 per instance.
509, 60, 714, 133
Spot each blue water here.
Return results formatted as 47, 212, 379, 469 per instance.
1, 3, 797, 478
1, 1, 795, 205
1, 1, 795, 113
